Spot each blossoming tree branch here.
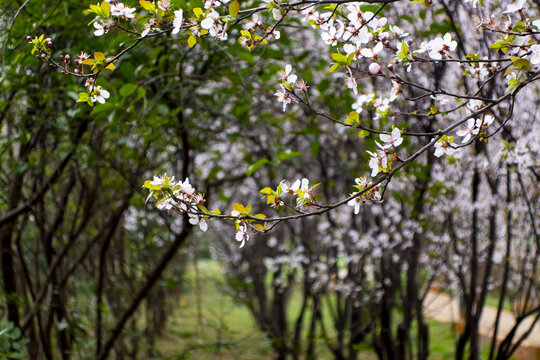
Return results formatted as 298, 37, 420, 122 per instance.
28, 0, 539, 246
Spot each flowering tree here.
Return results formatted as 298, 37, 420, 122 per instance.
2, 0, 539, 358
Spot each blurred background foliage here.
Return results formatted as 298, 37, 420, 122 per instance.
1, 0, 539, 359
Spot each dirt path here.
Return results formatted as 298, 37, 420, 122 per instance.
424, 291, 540, 348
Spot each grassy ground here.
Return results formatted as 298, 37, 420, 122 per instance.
154, 259, 510, 359
155, 260, 272, 359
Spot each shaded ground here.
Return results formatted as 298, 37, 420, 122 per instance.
424, 291, 540, 359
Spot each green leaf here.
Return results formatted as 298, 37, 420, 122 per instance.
187, 36, 197, 48
76, 92, 88, 101
193, 7, 204, 18
345, 111, 359, 124
331, 52, 349, 64
260, 187, 274, 195
119, 83, 138, 97
358, 130, 368, 138
253, 223, 266, 231
246, 158, 272, 176
101, 1, 110, 17
229, 0, 240, 17
233, 203, 245, 213
277, 149, 301, 162
510, 56, 530, 71
240, 30, 251, 39
139, 0, 155, 12
310, 141, 320, 156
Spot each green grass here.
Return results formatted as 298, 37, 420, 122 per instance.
155, 260, 516, 359
155, 260, 272, 359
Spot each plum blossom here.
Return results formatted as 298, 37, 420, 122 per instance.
352, 92, 375, 113
280, 179, 300, 196
360, 42, 383, 59
271, 8, 283, 21
280, 64, 297, 85
296, 178, 316, 207
344, 25, 371, 45
456, 118, 480, 143
275, 85, 295, 111
529, 44, 540, 65
364, 13, 387, 31
345, 74, 358, 95
390, 81, 401, 101
367, 149, 388, 176
91, 86, 110, 104
235, 224, 249, 248
201, 9, 220, 30
503, 0, 526, 13
348, 177, 381, 208
467, 99, 484, 112
379, 128, 403, 149
346, 3, 364, 26
141, 19, 159, 37
189, 214, 208, 232
150, 174, 176, 187
427, 34, 457, 60
244, 14, 262, 32
348, 196, 362, 214
389, 25, 409, 38
173, 178, 196, 211
295, 79, 309, 93
343, 41, 363, 61
266, 27, 281, 40
201, 9, 228, 40
144, 175, 210, 232
93, 20, 112, 36
321, 24, 344, 46
111, 3, 136, 18
172, 10, 183, 35
478, 114, 494, 130
204, 0, 230, 9
77, 52, 90, 63
369, 63, 381, 74
158, 0, 171, 11
373, 97, 390, 120
433, 136, 458, 157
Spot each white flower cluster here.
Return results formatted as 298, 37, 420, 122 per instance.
201, 9, 228, 40
280, 178, 317, 208
346, 128, 402, 214
367, 128, 403, 177
146, 175, 208, 232
415, 34, 457, 60
347, 176, 382, 213
84, 78, 110, 104
94, 2, 136, 37
274, 65, 308, 111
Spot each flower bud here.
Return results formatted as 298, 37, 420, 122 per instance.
369, 63, 381, 75
387, 63, 394, 72
26, 35, 33, 42
40, 53, 47, 60
74, 69, 80, 74
64, 55, 70, 64
59, 55, 64, 61
46, 41, 53, 48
